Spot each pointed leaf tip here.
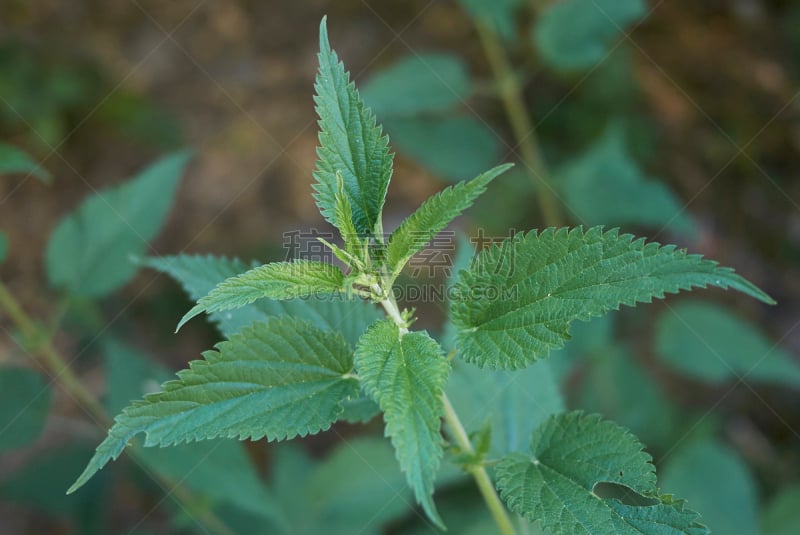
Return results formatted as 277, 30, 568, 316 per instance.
176, 304, 205, 332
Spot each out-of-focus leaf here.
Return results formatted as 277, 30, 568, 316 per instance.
447, 360, 564, 457
0, 367, 51, 451
266, 439, 413, 535
762, 484, 800, 535
361, 54, 471, 117
45, 151, 191, 297
558, 124, 695, 236
307, 438, 411, 533
534, 0, 647, 71
0, 143, 51, 182
458, 0, 526, 41
655, 301, 800, 386
102, 339, 284, 525
0, 445, 109, 528
660, 439, 760, 535
385, 116, 501, 183
577, 346, 677, 449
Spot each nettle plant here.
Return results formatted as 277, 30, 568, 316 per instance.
69, 19, 775, 534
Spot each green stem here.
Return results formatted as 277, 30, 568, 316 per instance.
441, 395, 518, 535
475, 20, 564, 228
378, 294, 517, 535
0, 280, 236, 535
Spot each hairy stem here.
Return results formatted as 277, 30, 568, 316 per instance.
0, 281, 236, 535
475, 20, 564, 228
378, 294, 517, 535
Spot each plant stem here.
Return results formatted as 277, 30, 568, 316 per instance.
378, 294, 517, 535
441, 394, 518, 535
0, 280, 235, 535
475, 20, 564, 228
0, 282, 108, 422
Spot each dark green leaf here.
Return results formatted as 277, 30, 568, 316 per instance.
102, 338, 284, 523
177, 260, 345, 330
446, 360, 564, 457
386, 163, 512, 278
534, 0, 647, 71
496, 412, 709, 534
655, 300, 800, 386
146, 254, 381, 344
458, 0, 526, 41
314, 17, 393, 235
0, 367, 51, 451
660, 439, 759, 535
451, 227, 774, 369
559, 124, 695, 236
385, 116, 502, 183
355, 320, 450, 528
69, 317, 359, 494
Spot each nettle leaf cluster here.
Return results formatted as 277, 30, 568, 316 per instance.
69, 18, 775, 534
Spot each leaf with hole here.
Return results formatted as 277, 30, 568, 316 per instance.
496, 411, 709, 534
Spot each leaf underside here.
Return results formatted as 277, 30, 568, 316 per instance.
450, 226, 774, 369
354, 320, 450, 528
69, 317, 358, 494
496, 412, 709, 535
313, 17, 393, 235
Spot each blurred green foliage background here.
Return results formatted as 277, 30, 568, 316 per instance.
1, 1, 799, 534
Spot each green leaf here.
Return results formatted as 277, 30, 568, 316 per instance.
385, 115, 502, 183
534, 0, 647, 71
458, 0, 526, 41
338, 391, 381, 424
306, 437, 411, 534
0, 142, 51, 182
45, 151, 191, 297
354, 320, 450, 528
655, 300, 800, 386
451, 227, 775, 369
762, 484, 800, 535
332, 171, 365, 262
660, 439, 759, 535
69, 317, 359, 494
314, 17, 393, 235
559, 124, 696, 236
496, 412, 709, 534
360, 54, 471, 118
386, 163, 512, 278
0, 445, 107, 518
577, 346, 678, 449
177, 260, 345, 331
446, 360, 564, 458
0, 367, 52, 451
146, 254, 381, 344
102, 338, 284, 524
